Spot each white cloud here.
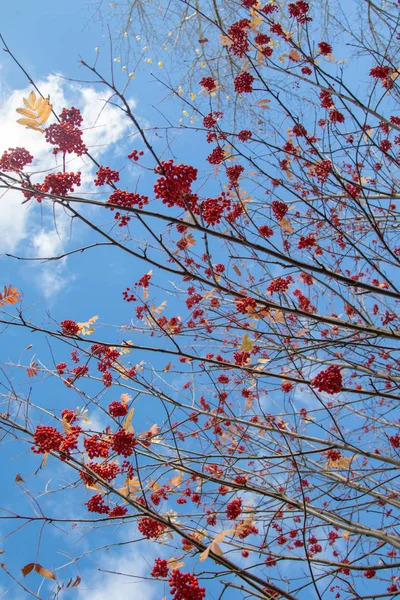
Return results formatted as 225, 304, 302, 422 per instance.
77, 543, 157, 600
0, 74, 135, 295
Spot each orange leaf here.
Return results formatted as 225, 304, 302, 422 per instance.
163, 361, 172, 372
27, 361, 38, 378
0, 285, 21, 307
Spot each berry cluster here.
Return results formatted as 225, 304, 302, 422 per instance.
312, 365, 342, 394
227, 19, 251, 58
45, 107, 87, 156
288, 1, 312, 23
271, 201, 289, 220
94, 166, 120, 186
226, 497, 242, 519
154, 160, 198, 211
151, 558, 169, 578
137, 517, 167, 539
108, 401, 129, 417
61, 320, 80, 336
234, 72, 255, 93
169, 570, 206, 600
267, 276, 293, 294
0, 147, 33, 172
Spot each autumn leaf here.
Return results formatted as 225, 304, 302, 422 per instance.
21, 563, 35, 577
0, 285, 21, 307
122, 407, 135, 433
120, 393, 131, 404
169, 475, 183, 488
167, 557, 185, 570
279, 218, 294, 233
77, 315, 98, 336
27, 361, 38, 378
289, 49, 301, 61
15, 474, 24, 483
16, 92, 52, 132
163, 361, 172, 372
240, 333, 254, 353
35, 564, 56, 580
233, 265, 242, 277
199, 529, 235, 562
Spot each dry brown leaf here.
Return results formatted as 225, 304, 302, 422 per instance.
163, 361, 172, 372
289, 49, 301, 61
35, 564, 56, 580
279, 218, 294, 233
21, 563, 35, 577
199, 529, 234, 562
233, 265, 242, 277
167, 557, 185, 570
15, 474, 24, 483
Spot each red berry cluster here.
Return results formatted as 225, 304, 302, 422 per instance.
0, 147, 33, 172
94, 166, 120, 186
61, 320, 80, 336
318, 41, 332, 55
151, 558, 169, 578
207, 146, 225, 165
127, 149, 144, 161
258, 225, 274, 237
227, 19, 251, 58
169, 570, 206, 600
267, 275, 293, 294
108, 188, 149, 210
85, 493, 110, 514
45, 107, 87, 156
312, 365, 342, 394
200, 77, 217, 91
111, 428, 137, 457
293, 289, 316, 313
238, 129, 252, 141
288, 1, 312, 23
226, 497, 242, 519
271, 200, 289, 220
32, 425, 63, 454
84, 435, 110, 459
234, 72, 254, 93
80, 461, 120, 486
314, 159, 332, 183
154, 160, 198, 211
226, 164, 244, 187
201, 194, 231, 225
298, 234, 316, 249
236, 296, 257, 314
109, 401, 129, 417
203, 111, 223, 129
370, 65, 394, 88
137, 517, 167, 539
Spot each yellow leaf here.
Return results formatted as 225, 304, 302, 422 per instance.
77, 315, 98, 336
35, 564, 56, 580
16, 107, 37, 118
169, 475, 183, 488
123, 408, 135, 433
240, 333, 254, 353
16, 93, 52, 132
120, 393, 131, 404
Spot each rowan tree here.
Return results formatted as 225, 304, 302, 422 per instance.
0, 1, 400, 599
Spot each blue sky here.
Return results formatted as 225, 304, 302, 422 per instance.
1, 1, 399, 599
